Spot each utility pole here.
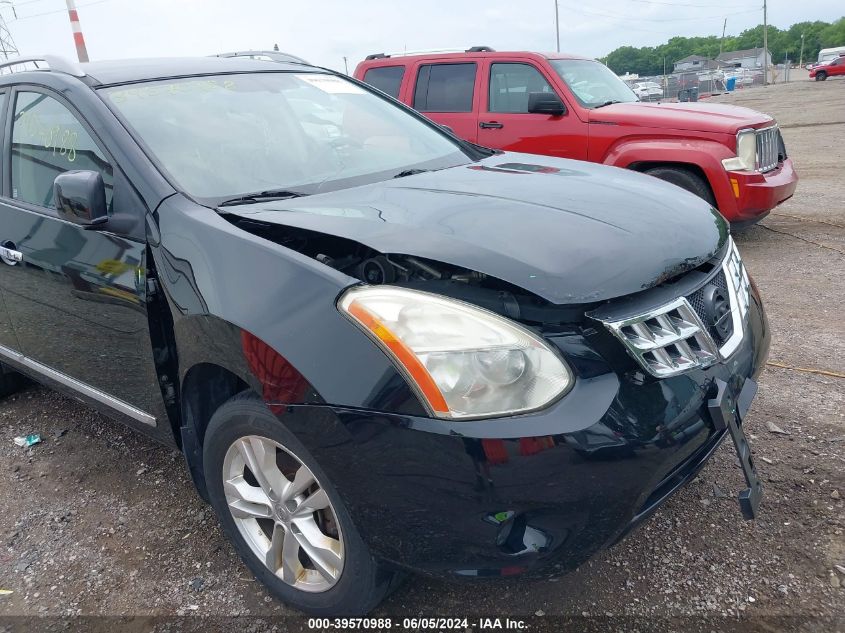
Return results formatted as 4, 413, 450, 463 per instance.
762, 0, 768, 86
343, 56, 348, 75
798, 33, 805, 69
720, 18, 727, 55
65, 0, 89, 63
0, 1, 19, 60
554, 0, 560, 53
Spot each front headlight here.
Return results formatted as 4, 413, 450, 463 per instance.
338, 286, 573, 419
722, 129, 756, 171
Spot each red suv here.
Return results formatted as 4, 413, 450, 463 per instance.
355, 49, 798, 226
809, 55, 845, 80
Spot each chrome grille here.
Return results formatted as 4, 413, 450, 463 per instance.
601, 298, 719, 377
599, 238, 752, 378
755, 126, 780, 173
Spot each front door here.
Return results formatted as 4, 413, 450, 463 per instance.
477, 61, 587, 160
0, 87, 165, 431
0, 89, 20, 354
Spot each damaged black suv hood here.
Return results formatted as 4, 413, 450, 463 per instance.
221, 152, 728, 304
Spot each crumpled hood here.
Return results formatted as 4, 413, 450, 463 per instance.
590, 101, 773, 135
222, 153, 728, 304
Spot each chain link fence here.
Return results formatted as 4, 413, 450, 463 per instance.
625, 65, 803, 102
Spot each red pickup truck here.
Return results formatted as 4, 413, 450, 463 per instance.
809, 55, 845, 80
354, 49, 798, 226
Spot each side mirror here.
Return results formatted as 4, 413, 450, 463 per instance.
54, 171, 108, 228
527, 92, 566, 116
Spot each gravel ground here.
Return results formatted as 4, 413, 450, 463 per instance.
0, 79, 843, 633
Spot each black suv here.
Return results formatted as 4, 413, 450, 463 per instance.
0, 54, 769, 615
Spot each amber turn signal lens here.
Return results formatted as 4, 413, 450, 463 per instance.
345, 300, 450, 414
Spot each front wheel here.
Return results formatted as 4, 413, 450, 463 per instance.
643, 166, 717, 207
203, 393, 400, 615
815, 72, 827, 81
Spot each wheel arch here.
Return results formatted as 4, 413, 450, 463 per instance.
172, 312, 322, 501
181, 362, 253, 445
602, 138, 737, 212
179, 361, 253, 500
628, 161, 717, 205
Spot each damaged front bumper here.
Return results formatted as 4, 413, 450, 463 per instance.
268, 280, 770, 579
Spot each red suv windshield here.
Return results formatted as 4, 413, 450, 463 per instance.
548, 59, 638, 108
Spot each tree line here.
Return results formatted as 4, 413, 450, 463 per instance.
605, 18, 845, 76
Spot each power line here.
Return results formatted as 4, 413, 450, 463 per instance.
626, 0, 757, 7
5, 0, 115, 21
8, 0, 56, 7
559, 3, 762, 23
557, 5, 676, 35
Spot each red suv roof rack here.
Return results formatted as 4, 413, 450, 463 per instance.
365, 46, 495, 60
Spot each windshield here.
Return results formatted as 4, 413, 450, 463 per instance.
548, 59, 638, 108
103, 72, 470, 202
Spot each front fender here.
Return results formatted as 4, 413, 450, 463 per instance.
152, 195, 425, 415
601, 138, 737, 216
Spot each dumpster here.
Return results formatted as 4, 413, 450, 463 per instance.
678, 87, 699, 102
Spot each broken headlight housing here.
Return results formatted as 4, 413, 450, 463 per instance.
338, 286, 573, 419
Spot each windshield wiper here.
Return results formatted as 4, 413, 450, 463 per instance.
218, 189, 307, 207
594, 100, 623, 109
393, 168, 430, 178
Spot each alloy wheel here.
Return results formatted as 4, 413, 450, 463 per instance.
222, 435, 344, 593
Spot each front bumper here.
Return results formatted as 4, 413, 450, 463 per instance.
273, 287, 770, 579
724, 158, 798, 225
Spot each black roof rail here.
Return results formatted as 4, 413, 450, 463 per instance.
466, 46, 495, 53
365, 53, 388, 60
0, 55, 85, 78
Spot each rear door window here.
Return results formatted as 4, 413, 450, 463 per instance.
363, 66, 405, 98
413, 63, 476, 112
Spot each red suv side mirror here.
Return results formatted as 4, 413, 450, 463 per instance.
527, 92, 566, 116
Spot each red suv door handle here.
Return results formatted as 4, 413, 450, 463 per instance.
479, 121, 504, 129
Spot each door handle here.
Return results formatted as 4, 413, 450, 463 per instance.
479, 121, 504, 129
0, 241, 22, 266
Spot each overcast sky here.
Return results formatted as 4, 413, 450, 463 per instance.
3, 0, 836, 72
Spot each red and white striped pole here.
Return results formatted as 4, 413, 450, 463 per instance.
65, 0, 89, 63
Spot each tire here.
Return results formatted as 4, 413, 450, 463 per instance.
203, 392, 400, 615
0, 363, 27, 399
815, 72, 827, 81
643, 166, 717, 207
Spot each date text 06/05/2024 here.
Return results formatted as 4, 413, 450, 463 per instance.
307, 617, 528, 630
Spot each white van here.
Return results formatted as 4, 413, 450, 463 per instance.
812, 46, 845, 68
